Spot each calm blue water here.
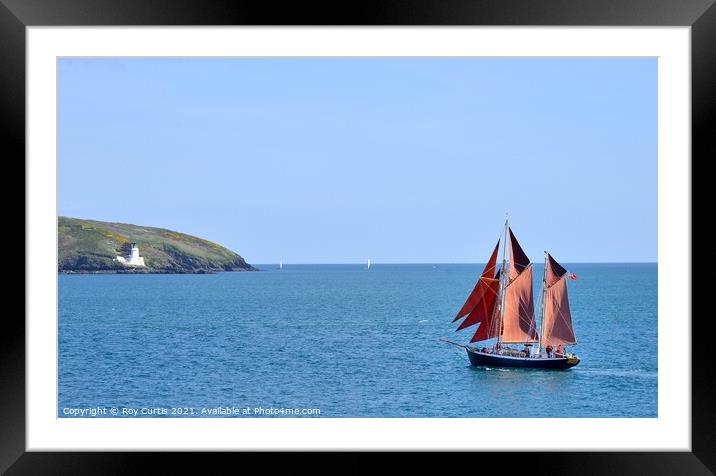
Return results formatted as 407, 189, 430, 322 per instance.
58, 263, 657, 418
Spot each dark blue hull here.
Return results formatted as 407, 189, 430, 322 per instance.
466, 348, 579, 370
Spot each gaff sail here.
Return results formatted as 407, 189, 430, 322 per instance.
501, 228, 539, 343
542, 254, 577, 346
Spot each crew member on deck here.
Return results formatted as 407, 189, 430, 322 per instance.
546, 345, 553, 358
556, 344, 564, 356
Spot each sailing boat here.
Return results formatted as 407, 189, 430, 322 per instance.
278, 260, 283, 270
366, 258, 371, 270
443, 220, 580, 370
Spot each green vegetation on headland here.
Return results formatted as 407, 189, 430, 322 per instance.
58, 216, 256, 274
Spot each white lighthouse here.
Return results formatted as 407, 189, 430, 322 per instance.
115, 243, 146, 267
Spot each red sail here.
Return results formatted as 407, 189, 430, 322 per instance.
542, 254, 577, 346
502, 264, 539, 343
453, 240, 500, 323
457, 274, 499, 331
458, 267, 500, 330
509, 228, 530, 280
469, 269, 501, 342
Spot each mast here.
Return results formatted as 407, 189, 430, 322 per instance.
538, 251, 548, 354
496, 218, 509, 349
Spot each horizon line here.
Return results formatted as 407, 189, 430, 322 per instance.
251, 261, 658, 265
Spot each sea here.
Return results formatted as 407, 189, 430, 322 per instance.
58, 263, 657, 418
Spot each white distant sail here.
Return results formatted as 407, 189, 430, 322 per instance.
367, 259, 371, 270
279, 260, 283, 270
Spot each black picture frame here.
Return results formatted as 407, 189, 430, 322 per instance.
3, 0, 712, 472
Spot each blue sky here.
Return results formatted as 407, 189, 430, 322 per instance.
58, 58, 656, 264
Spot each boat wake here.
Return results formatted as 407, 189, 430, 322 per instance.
575, 368, 657, 378
475, 366, 512, 372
